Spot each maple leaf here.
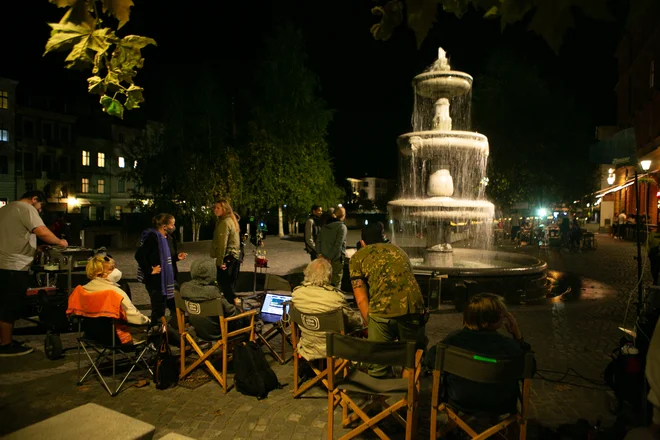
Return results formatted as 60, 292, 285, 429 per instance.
102, 0, 134, 29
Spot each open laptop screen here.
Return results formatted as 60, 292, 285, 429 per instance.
260, 293, 291, 316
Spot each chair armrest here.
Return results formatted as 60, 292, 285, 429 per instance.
225, 309, 259, 322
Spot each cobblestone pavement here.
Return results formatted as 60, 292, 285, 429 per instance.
0, 231, 648, 439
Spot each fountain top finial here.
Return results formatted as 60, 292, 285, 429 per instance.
432, 47, 451, 71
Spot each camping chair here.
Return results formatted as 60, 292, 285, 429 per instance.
174, 291, 258, 393
288, 303, 350, 399
257, 276, 294, 364
67, 287, 153, 397
430, 343, 535, 440
326, 333, 423, 440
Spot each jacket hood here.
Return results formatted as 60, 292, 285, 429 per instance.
190, 259, 216, 285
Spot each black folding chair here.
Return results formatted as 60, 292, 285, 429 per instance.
326, 333, 423, 440
430, 343, 535, 440
288, 303, 349, 399
73, 316, 152, 397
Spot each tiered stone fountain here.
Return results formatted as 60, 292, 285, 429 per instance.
387, 48, 547, 308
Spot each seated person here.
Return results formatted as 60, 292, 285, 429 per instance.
292, 258, 364, 361
441, 293, 532, 414
180, 259, 239, 340
83, 255, 150, 325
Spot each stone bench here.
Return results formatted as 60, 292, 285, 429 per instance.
4, 403, 156, 440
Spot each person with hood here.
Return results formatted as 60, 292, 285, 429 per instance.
316, 206, 347, 288
180, 259, 240, 340
304, 205, 322, 260
135, 213, 187, 324
211, 199, 241, 304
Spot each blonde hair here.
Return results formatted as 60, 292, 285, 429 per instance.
86, 255, 114, 280
335, 206, 346, 220
215, 199, 239, 230
303, 258, 332, 286
463, 293, 507, 331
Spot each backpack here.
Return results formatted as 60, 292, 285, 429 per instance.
154, 317, 179, 390
233, 341, 280, 399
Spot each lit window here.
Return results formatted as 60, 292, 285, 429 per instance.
0, 129, 7, 142
134, 160, 138, 168
82, 150, 90, 166
97, 179, 105, 194
81, 178, 89, 193
0, 91, 7, 110
118, 156, 125, 168
97, 152, 105, 168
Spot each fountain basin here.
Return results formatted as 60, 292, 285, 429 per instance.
406, 248, 549, 310
389, 198, 495, 221
398, 131, 488, 156
413, 70, 473, 98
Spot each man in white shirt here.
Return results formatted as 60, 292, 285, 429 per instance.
618, 212, 627, 240
0, 191, 68, 357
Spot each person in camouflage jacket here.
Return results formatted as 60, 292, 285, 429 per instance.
349, 223, 427, 377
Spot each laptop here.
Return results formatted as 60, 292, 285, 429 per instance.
260, 292, 291, 324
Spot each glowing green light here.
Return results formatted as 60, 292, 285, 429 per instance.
473, 355, 497, 363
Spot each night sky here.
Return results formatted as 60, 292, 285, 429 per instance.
0, 1, 625, 182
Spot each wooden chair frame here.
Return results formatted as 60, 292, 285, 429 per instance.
287, 302, 349, 399
174, 292, 257, 393
430, 343, 534, 440
326, 333, 423, 440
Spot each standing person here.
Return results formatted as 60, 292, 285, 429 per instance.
316, 206, 347, 288
0, 191, 68, 357
349, 223, 427, 377
211, 199, 241, 304
510, 211, 520, 242
618, 211, 628, 240
611, 212, 619, 238
135, 213, 187, 324
304, 205, 322, 261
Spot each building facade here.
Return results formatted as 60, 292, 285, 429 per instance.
592, 3, 660, 226
0, 77, 143, 223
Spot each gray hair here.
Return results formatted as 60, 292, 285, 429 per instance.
303, 258, 332, 286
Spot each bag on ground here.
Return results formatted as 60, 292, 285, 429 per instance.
154, 317, 179, 390
233, 341, 280, 399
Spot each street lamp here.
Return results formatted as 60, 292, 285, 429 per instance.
607, 173, 615, 185
633, 159, 652, 319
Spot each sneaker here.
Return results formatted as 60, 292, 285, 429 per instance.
0, 340, 35, 357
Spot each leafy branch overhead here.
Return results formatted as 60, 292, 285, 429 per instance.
44, 0, 156, 118
371, 0, 614, 52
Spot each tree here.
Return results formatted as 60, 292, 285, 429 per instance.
121, 69, 243, 240
44, 0, 155, 118
370, 0, 615, 53
474, 48, 597, 210
243, 24, 343, 236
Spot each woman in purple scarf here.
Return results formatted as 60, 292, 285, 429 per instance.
135, 213, 187, 323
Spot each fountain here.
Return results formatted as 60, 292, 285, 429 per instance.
387, 48, 548, 310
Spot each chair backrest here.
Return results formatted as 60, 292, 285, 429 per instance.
264, 274, 292, 292
433, 343, 535, 383
80, 317, 119, 346
326, 333, 416, 369
288, 303, 345, 334
174, 291, 224, 317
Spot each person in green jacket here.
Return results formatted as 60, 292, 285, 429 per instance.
212, 199, 241, 303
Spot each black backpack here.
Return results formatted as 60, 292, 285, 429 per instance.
233, 341, 280, 399
154, 317, 179, 390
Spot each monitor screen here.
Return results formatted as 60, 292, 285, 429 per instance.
260, 293, 291, 316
